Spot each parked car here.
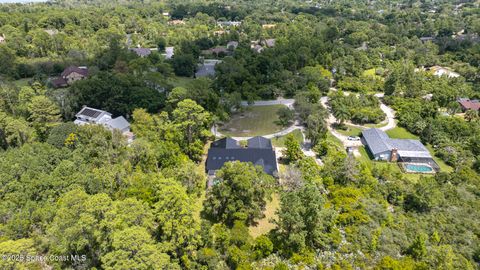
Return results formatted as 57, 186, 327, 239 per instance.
347, 136, 360, 141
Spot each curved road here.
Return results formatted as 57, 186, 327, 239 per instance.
211, 95, 396, 161
212, 98, 321, 163
320, 94, 396, 147
211, 121, 302, 141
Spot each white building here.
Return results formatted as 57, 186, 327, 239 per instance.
429, 66, 460, 78
164, 46, 174, 59
74, 106, 134, 142
416, 66, 460, 78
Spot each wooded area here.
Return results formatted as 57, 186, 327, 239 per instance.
0, 0, 479, 269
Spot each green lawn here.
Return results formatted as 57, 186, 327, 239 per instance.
386, 126, 419, 139
362, 68, 383, 80
336, 125, 363, 137
326, 131, 344, 150
364, 121, 388, 128
167, 76, 195, 88
357, 146, 422, 182
249, 193, 280, 238
12, 78, 31, 88
271, 129, 304, 147
219, 105, 286, 137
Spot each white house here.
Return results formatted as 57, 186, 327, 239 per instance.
164, 46, 174, 59
429, 66, 460, 78
74, 106, 134, 143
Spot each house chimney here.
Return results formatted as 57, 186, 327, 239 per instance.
390, 148, 398, 162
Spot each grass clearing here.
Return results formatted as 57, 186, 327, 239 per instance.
386, 127, 419, 139
336, 125, 363, 137
326, 132, 344, 150
168, 76, 195, 88
271, 129, 304, 147
249, 193, 280, 238
364, 121, 388, 128
219, 105, 286, 137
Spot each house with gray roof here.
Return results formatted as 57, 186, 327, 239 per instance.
227, 41, 239, 50
74, 106, 134, 142
206, 136, 278, 181
362, 128, 438, 170
130, 47, 152, 57
195, 59, 222, 78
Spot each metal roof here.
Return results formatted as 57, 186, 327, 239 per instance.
362, 128, 391, 155
362, 128, 432, 158
106, 116, 130, 131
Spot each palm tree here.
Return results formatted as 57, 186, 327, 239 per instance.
333, 105, 350, 126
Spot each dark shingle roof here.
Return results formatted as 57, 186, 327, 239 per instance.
206, 148, 277, 175
206, 137, 277, 175
248, 136, 272, 149
51, 77, 68, 88
211, 137, 240, 149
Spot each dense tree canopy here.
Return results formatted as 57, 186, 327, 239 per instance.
0, 0, 479, 268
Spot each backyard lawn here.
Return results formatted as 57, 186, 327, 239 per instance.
219, 105, 286, 137
336, 125, 363, 137
249, 193, 280, 238
271, 129, 304, 147
357, 146, 422, 182
386, 126, 419, 139
364, 121, 388, 129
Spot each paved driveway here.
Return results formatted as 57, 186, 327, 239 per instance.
240, 98, 295, 108
320, 94, 396, 147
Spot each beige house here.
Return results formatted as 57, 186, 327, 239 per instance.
52, 66, 88, 88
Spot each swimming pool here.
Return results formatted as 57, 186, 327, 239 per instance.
404, 164, 433, 173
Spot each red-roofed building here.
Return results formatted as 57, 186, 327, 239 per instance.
458, 98, 480, 112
